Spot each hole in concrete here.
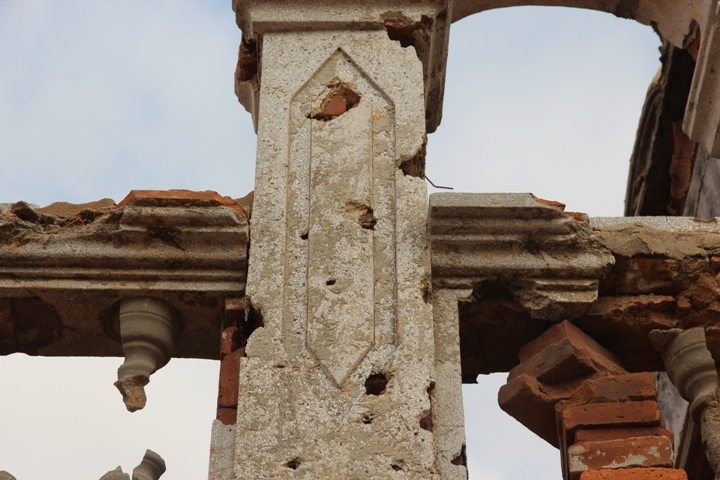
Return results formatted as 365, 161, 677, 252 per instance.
383, 17, 429, 49
286, 458, 300, 470
399, 140, 426, 178
300, 231, 308, 240
345, 202, 376, 230
391, 464, 402, 471
238, 37, 258, 82
420, 382, 435, 432
419, 413, 433, 432
451, 445, 467, 467
362, 414, 373, 424
310, 80, 360, 122
422, 277, 431, 304
326, 279, 336, 286
365, 373, 389, 395
241, 298, 265, 353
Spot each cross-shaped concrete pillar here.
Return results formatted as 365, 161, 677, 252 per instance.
211, 1, 466, 478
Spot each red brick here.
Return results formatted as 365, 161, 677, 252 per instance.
561, 401, 661, 443
575, 426, 673, 444
560, 373, 657, 410
579, 468, 687, 480
220, 326, 240, 356
217, 407, 237, 426
321, 96, 347, 118
498, 373, 582, 447
217, 348, 244, 408
115, 189, 246, 215
568, 436, 674, 479
511, 321, 625, 385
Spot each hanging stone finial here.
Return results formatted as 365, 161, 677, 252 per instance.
115, 297, 181, 412
132, 450, 166, 480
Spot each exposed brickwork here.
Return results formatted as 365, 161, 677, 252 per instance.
579, 468, 688, 480
115, 189, 248, 216
511, 321, 626, 384
560, 401, 662, 439
568, 436, 674, 479
217, 348, 243, 409
499, 320, 679, 480
220, 326, 240, 356
574, 426, 673, 444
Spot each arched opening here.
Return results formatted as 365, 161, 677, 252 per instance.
427, 6, 661, 217
426, 6, 662, 479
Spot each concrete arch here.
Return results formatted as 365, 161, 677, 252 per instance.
452, 0, 706, 50
452, 0, 720, 157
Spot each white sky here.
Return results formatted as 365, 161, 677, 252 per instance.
0, 1, 661, 479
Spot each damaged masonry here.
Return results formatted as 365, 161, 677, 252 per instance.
4, 0, 720, 479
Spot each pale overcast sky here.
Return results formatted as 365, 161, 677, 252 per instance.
0, 1, 660, 479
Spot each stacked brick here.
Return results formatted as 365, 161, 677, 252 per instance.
499, 321, 687, 480
216, 298, 245, 426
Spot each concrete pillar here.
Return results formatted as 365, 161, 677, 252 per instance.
217, 2, 460, 478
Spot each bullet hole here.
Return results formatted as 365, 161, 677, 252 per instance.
326, 279, 336, 286
419, 412, 433, 432
300, 231, 308, 240
422, 278, 431, 304
362, 415, 373, 424
345, 202, 376, 230
286, 458, 301, 470
365, 373, 389, 396
310, 80, 360, 121
420, 382, 435, 431
451, 445, 467, 467
391, 464, 402, 471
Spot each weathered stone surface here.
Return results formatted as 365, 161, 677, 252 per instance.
208, 420, 235, 480
0, 472, 16, 480
0, 189, 249, 360
447, 210, 720, 376
568, 436, 675, 479
509, 321, 625, 385
233, 0, 451, 134
431, 289, 471, 479
429, 193, 615, 321
232, 19, 456, 478
578, 468, 688, 480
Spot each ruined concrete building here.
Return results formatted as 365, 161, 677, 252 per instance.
2, 0, 720, 479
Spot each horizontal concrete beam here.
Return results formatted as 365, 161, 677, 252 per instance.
0, 190, 250, 360
429, 192, 720, 380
